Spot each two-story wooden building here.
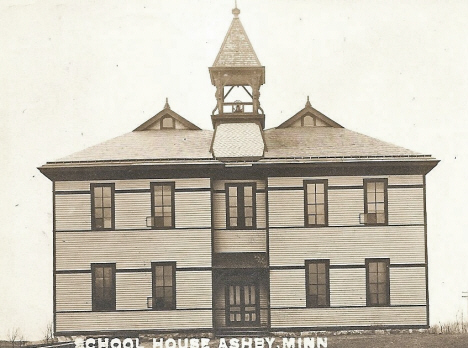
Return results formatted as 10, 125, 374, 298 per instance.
39, 5, 438, 337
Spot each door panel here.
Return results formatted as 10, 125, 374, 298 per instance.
226, 283, 259, 326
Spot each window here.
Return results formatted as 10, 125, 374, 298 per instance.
302, 115, 314, 126
152, 262, 176, 310
91, 184, 115, 230
366, 258, 390, 306
151, 182, 175, 229
92, 263, 116, 311
226, 183, 256, 229
363, 179, 388, 225
161, 116, 175, 129
305, 260, 330, 308
304, 180, 328, 227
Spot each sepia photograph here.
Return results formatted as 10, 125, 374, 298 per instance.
1, 1, 467, 347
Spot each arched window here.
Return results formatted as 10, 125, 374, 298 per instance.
302, 115, 314, 126
161, 116, 175, 129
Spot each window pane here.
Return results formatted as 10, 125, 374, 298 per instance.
103, 218, 111, 229
244, 186, 252, 196
229, 197, 237, 207
307, 184, 315, 193
95, 197, 103, 207
229, 186, 237, 196
245, 207, 253, 218
162, 117, 174, 128
245, 218, 253, 227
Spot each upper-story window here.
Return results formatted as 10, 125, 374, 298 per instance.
302, 115, 314, 126
91, 183, 115, 230
366, 258, 390, 306
150, 182, 175, 229
92, 263, 116, 311
161, 116, 175, 129
305, 259, 330, 308
226, 183, 256, 229
304, 180, 328, 227
363, 178, 388, 225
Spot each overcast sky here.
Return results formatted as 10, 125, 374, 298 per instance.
1, 0, 468, 340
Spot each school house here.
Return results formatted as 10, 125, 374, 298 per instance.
39, 5, 439, 337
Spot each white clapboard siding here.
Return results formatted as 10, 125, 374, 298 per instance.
177, 271, 212, 309
330, 269, 366, 307
257, 192, 267, 229
269, 225, 425, 266
270, 306, 426, 328
56, 273, 92, 311
115, 192, 151, 230
56, 310, 212, 332
270, 269, 305, 308
55, 229, 211, 270
390, 267, 427, 305
116, 272, 152, 310
55, 194, 91, 231
388, 188, 424, 225
328, 189, 363, 226
214, 229, 266, 253
213, 179, 266, 191
388, 175, 423, 186
268, 175, 423, 189
175, 191, 211, 228
55, 178, 210, 192
212, 192, 226, 229
268, 190, 304, 227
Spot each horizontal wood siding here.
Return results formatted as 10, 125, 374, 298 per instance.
55, 230, 211, 270
175, 191, 211, 228
176, 271, 212, 309
388, 188, 424, 225
55, 194, 91, 231
328, 190, 363, 227
390, 267, 427, 305
269, 226, 425, 266
330, 269, 366, 307
116, 272, 152, 310
56, 273, 91, 311
214, 230, 266, 253
268, 175, 423, 188
212, 193, 226, 230
115, 193, 150, 230
268, 190, 303, 227
270, 269, 305, 308
270, 306, 427, 328
56, 310, 212, 332
55, 178, 210, 191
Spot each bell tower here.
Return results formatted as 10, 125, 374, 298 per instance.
209, 5, 266, 129
209, 4, 266, 160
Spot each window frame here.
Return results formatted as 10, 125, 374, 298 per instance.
160, 116, 175, 129
366, 258, 390, 307
363, 178, 388, 226
304, 179, 328, 227
91, 263, 116, 312
305, 259, 330, 308
225, 182, 257, 230
90, 183, 115, 231
152, 261, 176, 310
150, 182, 176, 229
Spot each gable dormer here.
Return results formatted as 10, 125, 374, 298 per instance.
134, 98, 201, 131
276, 97, 343, 129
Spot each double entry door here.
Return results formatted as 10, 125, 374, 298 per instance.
226, 282, 259, 326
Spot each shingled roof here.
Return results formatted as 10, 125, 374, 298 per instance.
212, 7, 261, 67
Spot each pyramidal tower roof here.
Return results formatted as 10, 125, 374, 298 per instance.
212, 5, 261, 67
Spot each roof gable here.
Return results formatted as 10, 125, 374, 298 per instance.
276, 98, 343, 129
212, 14, 261, 67
134, 101, 201, 131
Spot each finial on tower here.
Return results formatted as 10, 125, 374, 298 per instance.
232, 0, 240, 17
305, 96, 312, 108
164, 97, 171, 109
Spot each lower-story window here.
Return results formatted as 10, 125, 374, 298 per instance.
152, 262, 176, 310
92, 263, 116, 311
305, 259, 330, 307
366, 258, 390, 306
